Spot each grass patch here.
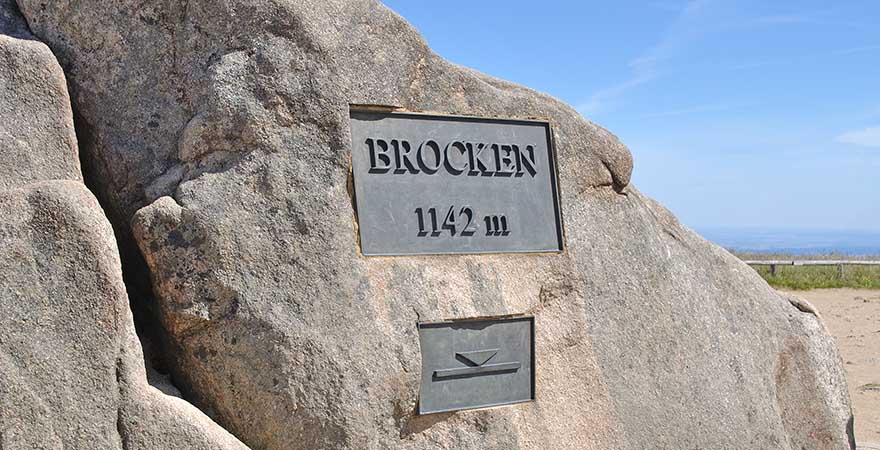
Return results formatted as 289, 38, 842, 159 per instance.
747, 264, 880, 290
733, 252, 880, 262
732, 251, 880, 290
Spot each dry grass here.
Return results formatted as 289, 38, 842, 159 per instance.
732, 251, 880, 290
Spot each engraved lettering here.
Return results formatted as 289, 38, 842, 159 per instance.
412, 205, 506, 238
441, 206, 457, 235
367, 137, 538, 177
367, 138, 392, 173
414, 207, 428, 237
459, 206, 476, 236
500, 216, 510, 236
516, 145, 537, 177
482, 213, 510, 236
418, 140, 442, 174
495, 144, 516, 177
427, 207, 441, 236
444, 141, 468, 175
351, 111, 561, 256
392, 139, 419, 174
467, 143, 495, 176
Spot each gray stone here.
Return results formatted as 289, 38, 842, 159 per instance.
0, 0, 80, 190
15, 0, 853, 449
0, 182, 248, 450
0, 3, 248, 447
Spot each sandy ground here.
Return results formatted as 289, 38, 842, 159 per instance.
792, 289, 880, 447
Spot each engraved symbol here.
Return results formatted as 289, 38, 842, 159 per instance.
457, 349, 498, 366
433, 348, 521, 380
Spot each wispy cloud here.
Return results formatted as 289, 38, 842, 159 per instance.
836, 126, 880, 148
577, 72, 655, 116
754, 15, 807, 25
831, 45, 880, 56
718, 8, 878, 71
577, 0, 714, 117
577, 3, 876, 118
649, 1, 689, 13
729, 44, 880, 71
728, 59, 786, 71
637, 101, 756, 119
750, 7, 870, 30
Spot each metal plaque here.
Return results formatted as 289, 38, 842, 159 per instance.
417, 317, 535, 414
350, 109, 563, 256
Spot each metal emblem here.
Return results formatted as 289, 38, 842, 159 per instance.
417, 317, 535, 414
349, 109, 563, 256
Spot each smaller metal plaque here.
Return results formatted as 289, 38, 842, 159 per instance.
418, 317, 535, 414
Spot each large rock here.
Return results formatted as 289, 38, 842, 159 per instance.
0, 2, 247, 447
0, 0, 79, 190
0, 182, 248, 449
15, 0, 854, 449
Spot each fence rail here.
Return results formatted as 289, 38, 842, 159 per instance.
743, 260, 880, 277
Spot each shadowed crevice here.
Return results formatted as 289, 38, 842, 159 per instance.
73, 103, 176, 387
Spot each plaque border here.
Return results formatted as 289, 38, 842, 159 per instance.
416, 315, 536, 415
349, 107, 565, 256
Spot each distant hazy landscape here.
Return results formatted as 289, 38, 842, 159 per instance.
698, 227, 880, 257
697, 227, 880, 290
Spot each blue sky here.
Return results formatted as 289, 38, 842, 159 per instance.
380, 0, 880, 232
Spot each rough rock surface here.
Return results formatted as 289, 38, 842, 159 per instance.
0, 0, 79, 190
0, 3, 248, 448
0, 182, 248, 449
15, 0, 854, 449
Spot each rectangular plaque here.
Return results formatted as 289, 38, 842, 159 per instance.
350, 109, 563, 256
417, 317, 535, 414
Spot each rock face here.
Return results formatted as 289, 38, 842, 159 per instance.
0, 0, 80, 190
0, 2, 247, 448
0, 182, 248, 449
13, 0, 854, 449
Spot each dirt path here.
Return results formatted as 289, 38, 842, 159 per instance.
791, 289, 880, 446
